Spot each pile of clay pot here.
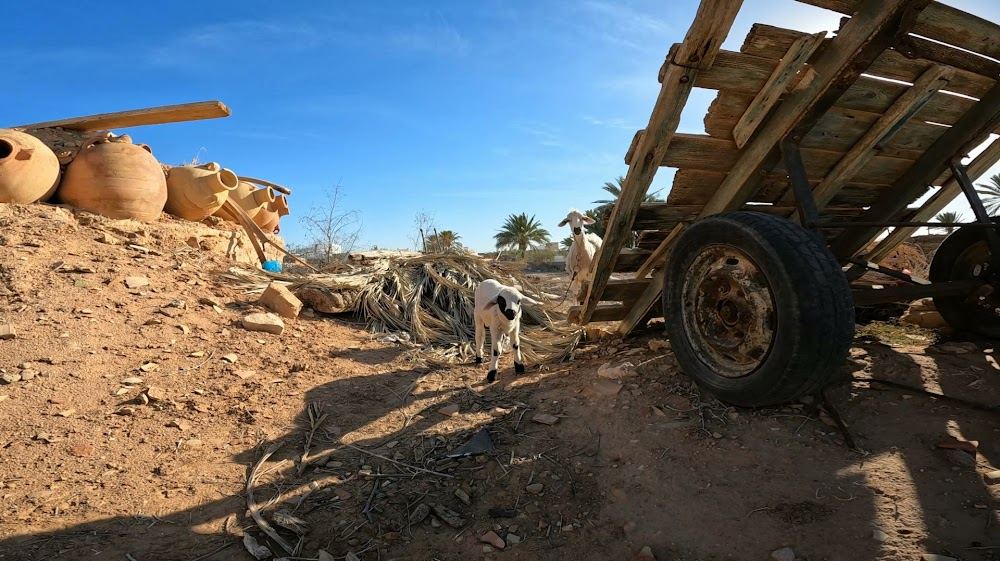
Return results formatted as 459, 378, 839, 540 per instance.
0, 128, 288, 232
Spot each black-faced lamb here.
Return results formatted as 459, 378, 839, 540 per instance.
558, 208, 603, 304
474, 279, 540, 383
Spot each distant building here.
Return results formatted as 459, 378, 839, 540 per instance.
544, 242, 560, 251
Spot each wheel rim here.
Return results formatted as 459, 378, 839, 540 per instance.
679, 245, 776, 378
947, 240, 1000, 311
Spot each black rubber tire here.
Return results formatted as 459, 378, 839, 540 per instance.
661, 211, 855, 407
929, 220, 1000, 338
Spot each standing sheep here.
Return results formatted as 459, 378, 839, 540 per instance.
474, 279, 540, 383
559, 208, 603, 304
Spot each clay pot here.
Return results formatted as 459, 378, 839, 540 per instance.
0, 129, 61, 204
254, 194, 289, 233
215, 182, 274, 224
164, 162, 239, 221
58, 136, 167, 222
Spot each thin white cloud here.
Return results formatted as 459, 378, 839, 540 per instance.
147, 20, 323, 67
583, 115, 633, 130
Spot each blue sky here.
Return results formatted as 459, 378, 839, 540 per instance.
6, 0, 1000, 252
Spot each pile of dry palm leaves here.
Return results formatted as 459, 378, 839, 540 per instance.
219, 253, 581, 364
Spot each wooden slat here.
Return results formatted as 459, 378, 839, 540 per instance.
635, 224, 685, 279
569, 303, 629, 324
697, 0, 929, 219
614, 249, 653, 273
579, 0, 743, 325
618, 269, 667, 335
666, 169, 885, 207
602, 278, 652, 302
15, 101, 232, 132
865, 137, 1000, 262
742, 23, 997, 100
803, 65, 954, 215
795, 0, 1000, 61
829, 79, 1000, 258
734, 32, 826, 148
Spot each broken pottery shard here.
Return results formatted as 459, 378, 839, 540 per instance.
480, 530, 505, 550
258, 282, 303, 319
632, 546, 657, 561
444, 428, 494, 458
525, 483, 544, 495
438, 404, 459, 417
242, 312, 284, 335
124, 276, 149, 289
432, 504, 466, 528
408, 503, 430, 525
532, 413, 559, 426
0, 324, 15, 340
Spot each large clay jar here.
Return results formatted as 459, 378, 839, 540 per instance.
164, 162, 239, 221
58, 136, 167, 222
215, 182, 274, 224
254, 194, 289, 233
0, 129, 61, 204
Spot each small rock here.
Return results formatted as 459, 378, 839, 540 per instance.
771, 547, 795, 561
532, 413, 559, 426
430, 517, 442, 528
432, 504, 466, 528
712, 432, 723, 439
19, 370, 37, 381
598, 361, 636, 379
56, 408, 75, 417
115, 407, 136, 416
258, 283, 303, 319
221, 354, 238, 364
235, 370, 257, 380
189, 351, 205, 358
872, 529, 889, 542
480, 530, 505, 550
525, 483, 544, 495
167, 419, 192, 431
0, 324, 16, 340
943, 448, 976, 468
408, 503, 430, 525
67, 441, 95, 457
145, 386, 166, 402
589, 379, 623, 397
144, 318, 163, 326
122, 377, 143, 385
984, 470, 1000, 484
438, 404, 460, 417
113, 388, 130, 396
632, 546, 656, 561
455, 489, 471, 505
242, 312, 284, 335
124, 276, 149, 289
506, 533, 521, 545
198, 297, 223, 308
139, 362, 159, 373
648, 339, 670, 352
490, 406, 513, 417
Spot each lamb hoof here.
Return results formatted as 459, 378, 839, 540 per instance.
486, 370, 497, 383
514, 362, 525, 374
475, 356, 483, 365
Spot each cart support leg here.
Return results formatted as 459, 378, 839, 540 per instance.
950, 159, 1000, 269
781, 138, 821, 231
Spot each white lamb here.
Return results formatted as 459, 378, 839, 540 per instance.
559, 208, 603, 304
474, 279, 540, 383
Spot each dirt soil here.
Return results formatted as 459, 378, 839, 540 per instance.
0, 203, 998, 561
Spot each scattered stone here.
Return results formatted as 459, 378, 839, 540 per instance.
525, 483, 544, 495
488, 507, 517, 518
145, 386, 166, 402
532, 413, 559, 426
33, 433, 63, 444
167, 419, 192, 431
139, 362, 159, 373
438, 404, 460, 417
0, 324, 16, 340
984, 470, 1000, 484
189, 351, 205, 358
124, 276, 149, 289
506, 533, 521, 545
19, 370, 37, 381
872, 529, 889, 542
588, 379, 622, 397
97, 232, 121, 245
598, 361, 636, 379
584, 327, 611, 341
221, 354, 238, 364
1, 373, 20, 384
712, 432, 723, 439
198, 297, 223, 308
490, 406, 513, 417
930, 344, 971, 355
68, 441, 95, 457
480, 530, 505, 549
943, 448, 976, 468
408, 503, 430, 525
122, 377, 143, 385
632, 546, 656, 561
771, 547, 795, 561
430, 517, 442, 528
144, 318, 163, 326
178, 324, 191, 335
56, 409, 75, 417
242, 312, 284, 335
648, 339, 670, 352
432, 504, 466, 528
115, 407, 136, 416
455, 489, 471, 505
259, 282, 303, 319
235, 370, 257, 380
113, 388, 130, 396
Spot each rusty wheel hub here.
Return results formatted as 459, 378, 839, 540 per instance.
680, 246, 776, 378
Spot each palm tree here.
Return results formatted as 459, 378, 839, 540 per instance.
426, 230, 461, 252
934, 211, 963, 234
590, 176, 662, 243
977, 173, 1000, 215
494, 213, 551, 258
561, 236, 574, 250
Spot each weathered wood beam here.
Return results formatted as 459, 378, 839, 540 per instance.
634, 202, 864, 229
624, 129, 646, 165
897, 35, 1000, 80
634, 224, 685, 280
795, 65, 953, 218
578, 0, 743, 325
614, 249, 654, 273
795, 0, 1000, 61
569, 303, 629, 324
602, 278, 652, 302
697, 0, 931, 219
734, 32, 826, 148
15, 101, 232, 132
864, 137, 1000, 262
829, 79, 1000, 258
618, 269, 667, 335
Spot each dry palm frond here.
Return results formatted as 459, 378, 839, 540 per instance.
217, 254, 581, 364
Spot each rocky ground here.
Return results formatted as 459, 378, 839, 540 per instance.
0, 203, 998, 561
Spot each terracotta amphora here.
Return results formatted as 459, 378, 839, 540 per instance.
58, 135, 167, 222
254, 194, 289, 233
215, 182, 274, 224
0, 129, 61, 204
164, 162, 239, 221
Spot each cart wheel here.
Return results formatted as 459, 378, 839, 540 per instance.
929, 221, 1000, 337
661, 212, 855, 407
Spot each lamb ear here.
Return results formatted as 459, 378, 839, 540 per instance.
582, 215, 596, 225
558, 218, 569, 227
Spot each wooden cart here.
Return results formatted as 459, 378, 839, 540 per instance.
570, 0, 1000, 406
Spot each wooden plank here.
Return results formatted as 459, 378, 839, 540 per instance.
635, 224, 685, 280
734, 32, 826, 148
618, 269, 666, 335
666, 169, 885, 207
829, 79, 1000, 258
802, 65, 954, 215
614, 249, 653, 273
602, 278, 652, 302
852, 279, 981, 306
569, 303, 629, 324
16, 101, 231, 132
697, 0, 929, 219
624, 129, 646, 165
742, 23, 997, 100
795, 0, 1000, 61
579, 0, 743, 325
865, 137, 1000, 262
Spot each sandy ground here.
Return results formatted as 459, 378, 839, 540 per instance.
0, 204, 998, 561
